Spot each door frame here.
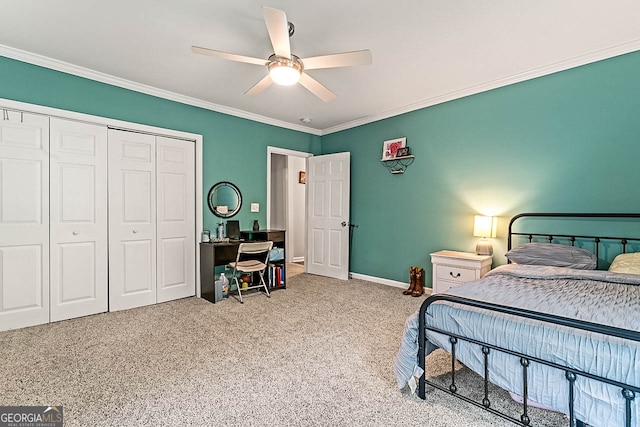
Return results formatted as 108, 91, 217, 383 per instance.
266, 146, 313, 264
0, 97, 204, 298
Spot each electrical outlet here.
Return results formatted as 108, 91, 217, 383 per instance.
251, 203, 259, 212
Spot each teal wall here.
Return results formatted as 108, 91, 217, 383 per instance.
0, 56, 321, 233
3, 50, 640, 287
321, 50, 640, 285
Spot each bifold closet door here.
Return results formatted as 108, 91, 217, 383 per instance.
108, 130, 157, 311
156, 136, 195, 303
49, 118, 108, 322
109, 131, 195, 310
0, 112, 50, 331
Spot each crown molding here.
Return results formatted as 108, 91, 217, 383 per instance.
0, 44, 322, 136
320, 39, 640, 135
3, 40, 639, 137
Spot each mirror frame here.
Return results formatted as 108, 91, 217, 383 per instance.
207, 181, 242, 218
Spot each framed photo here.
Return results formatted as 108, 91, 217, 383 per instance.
396, 147, 410, 157
299, 171, 306, 184
382, 137, 406, 160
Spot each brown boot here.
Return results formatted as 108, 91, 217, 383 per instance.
412, 268, 424, 297
403, 266, 416, 295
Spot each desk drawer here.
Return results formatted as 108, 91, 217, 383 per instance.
436, 264, 476, 283
266, 231, 285, 243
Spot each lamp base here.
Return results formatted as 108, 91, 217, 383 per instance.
476, 239, 493, 256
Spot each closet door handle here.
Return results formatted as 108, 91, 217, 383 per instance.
72, 231, 79, 236
132, 230, 138, 234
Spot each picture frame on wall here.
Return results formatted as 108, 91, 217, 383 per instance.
396, 146, 410, 157
299, 171, 306, 184
382, 137, 406, 160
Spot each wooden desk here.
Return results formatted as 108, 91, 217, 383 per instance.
199, 241, 240, 303
199, 229, 287, 303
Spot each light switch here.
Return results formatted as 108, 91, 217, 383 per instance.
251, 203, 259, 212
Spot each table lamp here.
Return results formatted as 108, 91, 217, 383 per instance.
473, 215, 497, 255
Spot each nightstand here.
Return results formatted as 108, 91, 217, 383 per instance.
430, 250, 492, 294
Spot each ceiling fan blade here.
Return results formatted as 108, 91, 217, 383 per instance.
298, 73, 336, 102
263, 7, 291, 59
245, 74, 273, 96
302, 50, 372, 70
191, 46, 267, 66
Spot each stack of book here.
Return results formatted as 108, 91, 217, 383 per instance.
268, 265, 285, 288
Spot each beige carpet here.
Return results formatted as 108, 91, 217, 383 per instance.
0, 272, 567, 426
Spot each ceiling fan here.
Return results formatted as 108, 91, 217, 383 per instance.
191, 7, 372, 102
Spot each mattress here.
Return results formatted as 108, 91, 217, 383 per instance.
395, 264, 640, 427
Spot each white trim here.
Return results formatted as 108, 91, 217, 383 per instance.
349, 272, 433, 295
0, 96, 204, 299
0, 44, 321, 136
3, 39, 639, 136
322, 39, 640, 135
292, 257, 305, 263
194, 134, 203, 298
266, 146, 313, 230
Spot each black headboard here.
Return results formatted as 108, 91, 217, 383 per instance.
508, 213, 640, 268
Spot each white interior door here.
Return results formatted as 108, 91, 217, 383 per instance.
0, 111, 50, 331
49, 118, 108, 322
306, 152, 350, 280
156, 136, 195, 303
108, 129, 157, 311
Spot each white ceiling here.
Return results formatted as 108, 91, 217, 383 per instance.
1, 1, 640, 135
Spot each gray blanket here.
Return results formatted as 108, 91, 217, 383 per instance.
395, 264, 640, 426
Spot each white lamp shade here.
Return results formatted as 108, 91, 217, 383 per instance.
269, 65, 301, 86
473, 215, 497, 238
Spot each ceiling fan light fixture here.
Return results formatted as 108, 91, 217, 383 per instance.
268, 55, 303, 86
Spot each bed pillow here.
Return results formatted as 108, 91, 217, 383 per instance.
608, 252, 640, 275
505, 243, 597, 269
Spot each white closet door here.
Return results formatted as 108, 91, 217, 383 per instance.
156, 136, 195, 303
49, 118, 108, 322
0, 111, 50, 331
108, 129, 156, 311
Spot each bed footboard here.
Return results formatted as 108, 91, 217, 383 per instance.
417, 294, 640, 427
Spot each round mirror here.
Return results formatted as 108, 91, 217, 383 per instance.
207, 182, 242, 218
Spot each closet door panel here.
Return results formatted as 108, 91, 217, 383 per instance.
0, 112, 49, 331
156, 136, 195, 303
108, 129, 156, 311
50, 118, 107, 322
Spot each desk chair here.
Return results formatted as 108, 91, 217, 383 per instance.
228, 241, 273, 303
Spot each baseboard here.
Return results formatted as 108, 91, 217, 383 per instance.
292, 256, 304, 263
349, 272, 433, 295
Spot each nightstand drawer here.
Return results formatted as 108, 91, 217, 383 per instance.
430, 250, 492, 294
435, 280, 460, 294
436, 265, 476, 283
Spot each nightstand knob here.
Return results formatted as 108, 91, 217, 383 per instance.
449, 271, 461, 278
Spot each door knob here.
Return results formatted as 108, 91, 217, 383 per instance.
133, 230, 138, 234
72, 231, 78, 235
341, 221, 348, 227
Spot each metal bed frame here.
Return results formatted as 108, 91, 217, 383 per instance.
417, 213, 640, 427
